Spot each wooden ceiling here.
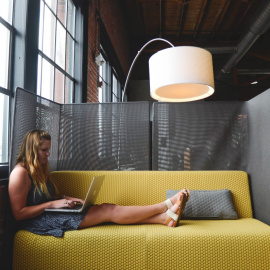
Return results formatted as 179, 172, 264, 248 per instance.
120, 0, 270, 100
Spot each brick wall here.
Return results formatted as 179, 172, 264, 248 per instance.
87, 0, 130, 102
100, 0, 130, 74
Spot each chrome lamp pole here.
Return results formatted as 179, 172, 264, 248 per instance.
121, 38, 174, 102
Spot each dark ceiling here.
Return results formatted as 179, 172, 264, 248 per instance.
121, 0, 270, 101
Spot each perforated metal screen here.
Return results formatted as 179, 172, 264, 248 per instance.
152, 102, 248, 171
10, 89, 60, 171
11, 88, 249, 173
10, 88, 150, 171
58, 102, 150, 170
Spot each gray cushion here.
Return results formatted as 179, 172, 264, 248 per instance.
166, 189, 238, 220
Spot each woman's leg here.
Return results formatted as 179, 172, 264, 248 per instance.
135, 199, 183, 226
78, 190, 188, 229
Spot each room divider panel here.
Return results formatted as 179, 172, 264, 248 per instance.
10, 88, 150, 172
152, 102, 248, 171
10, 88, 61, 172
246, 89, 270, 225
57, 102, 150, 170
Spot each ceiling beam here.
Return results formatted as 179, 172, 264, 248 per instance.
192, 0, 209, 40
159, 0, 164, 37
248, 51, 270, 62
177, 0, 186, 38
210, 0, 232, 40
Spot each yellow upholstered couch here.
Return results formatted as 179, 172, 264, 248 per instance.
13, 171, 270, 269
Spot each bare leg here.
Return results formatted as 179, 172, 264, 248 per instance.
136, 200, 183, 227
78, 189, 188, 229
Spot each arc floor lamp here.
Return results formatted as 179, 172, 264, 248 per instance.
122, 38, 215, 102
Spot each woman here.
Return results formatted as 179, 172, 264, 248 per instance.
9, 129, 190, 237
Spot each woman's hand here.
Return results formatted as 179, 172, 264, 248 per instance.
63, 195, 84, 204
50, 196, 84, 209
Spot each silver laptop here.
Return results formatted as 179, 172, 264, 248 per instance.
45, 175, 105, 213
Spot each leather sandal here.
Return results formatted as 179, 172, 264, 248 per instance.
165, 198, 173, 209
165, 193, 187, 227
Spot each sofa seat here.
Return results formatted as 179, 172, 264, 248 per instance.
12, 171, 270, 269
13, 219, 270, 269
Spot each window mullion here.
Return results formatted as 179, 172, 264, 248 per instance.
0, 17, 13, 30
38, 51, 74, 82
0, 87, 11, 96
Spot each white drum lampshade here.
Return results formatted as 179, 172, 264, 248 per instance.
149, 46, 215, 102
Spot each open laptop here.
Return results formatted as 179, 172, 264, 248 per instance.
45, 175, 105, 213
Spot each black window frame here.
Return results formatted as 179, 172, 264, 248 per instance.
0, 0, 88, 182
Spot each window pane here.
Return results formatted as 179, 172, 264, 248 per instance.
45, 0, 57, 14
66, 33, 74, 75
98, 87, 102, 103
0, 0, 13, 24
57, 0, 67, 27
41, 58, 54, 100
37, 55, 42, 96
54, 69, 64, 103
38, 1, 44, 51
112, 74, 119, 102
43, 5, 56, 60
65, 77, 73, 103
98, 65, 103, 102
0, 93, 9, 163
0, 24, 10, 89
55, 21, 66, 69
67, 0, 75, 37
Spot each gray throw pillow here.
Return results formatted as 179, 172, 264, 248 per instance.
166, 189, 238, 220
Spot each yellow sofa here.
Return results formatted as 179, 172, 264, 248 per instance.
13, 171, 270, 269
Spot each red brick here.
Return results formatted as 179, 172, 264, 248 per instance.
87, 0, 130, 103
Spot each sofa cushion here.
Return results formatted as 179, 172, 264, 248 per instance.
166, 189, 238, 219
13, 219, 270, 270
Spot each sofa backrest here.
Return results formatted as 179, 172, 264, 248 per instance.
50, 170, 253, 218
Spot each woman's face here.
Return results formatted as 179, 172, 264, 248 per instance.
38, 139, 51, 165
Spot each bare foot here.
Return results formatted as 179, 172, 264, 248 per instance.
165, 189, 190, 210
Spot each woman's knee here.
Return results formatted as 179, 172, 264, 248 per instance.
80, 203, 117, 228
98, 203, 116, 213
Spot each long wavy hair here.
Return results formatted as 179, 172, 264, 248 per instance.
16, 129, 55, 198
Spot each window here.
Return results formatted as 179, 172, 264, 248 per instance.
98, 51, 123, 103
112, 73, 121, 102
37, 0, 76, 103
0, 0, 86, 174
98, 55, 111, 102
0, 0, 13, 164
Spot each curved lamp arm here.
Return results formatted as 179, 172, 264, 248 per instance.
122, 38, 174, 102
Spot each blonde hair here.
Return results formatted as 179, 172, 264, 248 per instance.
16, 129, 55, 198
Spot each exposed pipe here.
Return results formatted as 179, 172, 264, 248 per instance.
204, 47, 235, 54
221, 0, 270, 74
237, 69, 270, 75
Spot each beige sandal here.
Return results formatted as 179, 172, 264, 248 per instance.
165, 194, 187, 227
165, 198, 173, 209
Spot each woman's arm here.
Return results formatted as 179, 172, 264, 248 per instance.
8, 166, 79, 221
